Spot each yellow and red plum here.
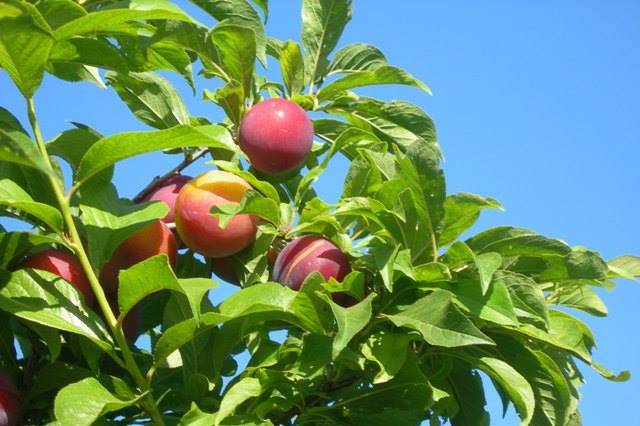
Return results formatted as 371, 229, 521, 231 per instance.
174, 170, 258, 258
0, 370, 19, 426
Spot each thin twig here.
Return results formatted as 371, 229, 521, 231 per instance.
133, 148, 210, 203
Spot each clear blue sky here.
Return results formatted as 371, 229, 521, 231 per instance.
1, 1, 639, 424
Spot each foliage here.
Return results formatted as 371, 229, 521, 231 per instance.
0, 0, 636, 425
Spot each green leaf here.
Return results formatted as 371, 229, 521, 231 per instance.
0, 178, 63, 231
327, 43, 387, 74
210, 23, 256, 97
495, 271, 548, 327
216, 377, 262, 425
608, 255, 640, 280
54, 1, 194, 40
475, 252, 502, 295
54, 378, 137, 426
219, 282, 326, 333
385, 290, 494, 347
448, 363, 490, 426
516, 310, 595, 363
0, 231, 65, 270
321, 293, 374, 358
318, 66, 430, 100
106, 71, 190, 129
434, 278, 518, 327
211, 189, 280, 228
154, 312, 228, 365
48, 38, 129, 73
362, 332, 411, 384
47, 125, 103, 171
0, 269, 112, 351
550, 285, 608, 317
329, 98, 439, 154
301, 0, 352, 85
492, 335, 572, 426
0, 125, 51, 175
79, 183, 168, 268
470, 356, 535, 425
0, 1, 54, 97
37, 0, 87, 30
193, 0, 267, 64
467, 226, 571, 257
76, 124, 234, 186
439, 193, 503, 246
279, 40, 305, 96
204, 81, 244, 126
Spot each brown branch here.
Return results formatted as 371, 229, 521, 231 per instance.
133, 148, 210, 203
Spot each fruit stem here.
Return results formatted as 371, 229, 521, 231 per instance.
132, 147, 209, 203
27, 98, 167, 426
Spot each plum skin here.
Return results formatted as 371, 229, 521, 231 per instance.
272, 235, 351, 291
20, 249, 94, 306
174, 170, 258, 258
140, 174, 192, 223
99, 220, 177, 293
239, 98, 314, 175
0, 370, 19, 426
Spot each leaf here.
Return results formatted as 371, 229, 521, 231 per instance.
193, 0, 267, 64
608, 255, 640, 279
550, 285, 608, 317
106, 71, 190, 129
0, 231, 65, 270
301, 0, 352, 85
210, 23, 256, 97
118, 255, 216, 322
211, 189, 280, 228
448, 363, 490, 426
0, 178, 63, 231
492, 335, 572, 426
330, 98, 439, 154
439, 193, 503, 246
385, 290, 494, 347
470, 356, 535, 425
436, 278, 518, 327
216, 377, 262, 425
0, 269, 112, 351
475, 252, 502, 295
204, 82, 244, 126
321, 293, 374, 358
47, 125, 103, 171
318, 66, 430, 100
327, 43, 387, 74
0, 124, 51, 175
54, 378, 137, 426
79, 183, 168, 268
75, 124, 234, 185
362, 332, 411, 384
279, 40, 305, 96
48, 38, 129, 73
0, 1, 54, 97
37, 0, 87, 30
495, 271, 548, 327
54, 1, 194, 40
467, 226, 571, 257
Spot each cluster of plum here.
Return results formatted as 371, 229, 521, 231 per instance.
2, 99, 352, 424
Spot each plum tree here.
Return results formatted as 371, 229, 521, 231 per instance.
139, 174, 192, 223
20, 249, 94, 306
0, 370, 19, 426
239, 98, 313, 174
100, 221, 177, 293
174, 170, 258, 258
272, 235, 351, 291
